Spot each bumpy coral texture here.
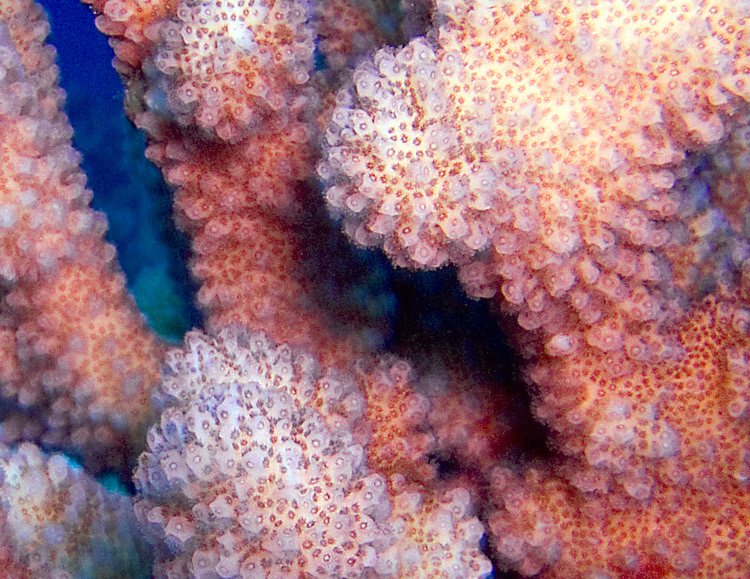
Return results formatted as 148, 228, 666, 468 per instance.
135, 327, 492, 578
530, 293, 750, 475
490, 292, 750, 578
378, 475, 493, 578
147, 0, 315, 142
0, 0, 163, 469
135, 328, 393, 578
320, 0, 750, 360
354, 356, 436, 482
92, 0, 379, 368
89, 0, 315, 142
13, 0, 750, 577
0, 442, 150, 578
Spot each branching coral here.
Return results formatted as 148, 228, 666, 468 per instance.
320, 0, 750, 358
136, 327, 491, 578
0, 0, 750, 577
492, 290, 750, 577
317, 0, 750, 575
0, 0, 163, 470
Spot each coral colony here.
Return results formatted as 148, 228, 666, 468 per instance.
2, 0, 750, 577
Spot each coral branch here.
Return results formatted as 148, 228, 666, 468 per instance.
0, 441, 151, 577
1, 0, 750, 576
136, 327, 491, 578
0, 0, 164, 470
319, 0, 750, 360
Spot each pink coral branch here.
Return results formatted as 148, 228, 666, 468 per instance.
2, 0, 750, 576
0, 0, 164, 472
